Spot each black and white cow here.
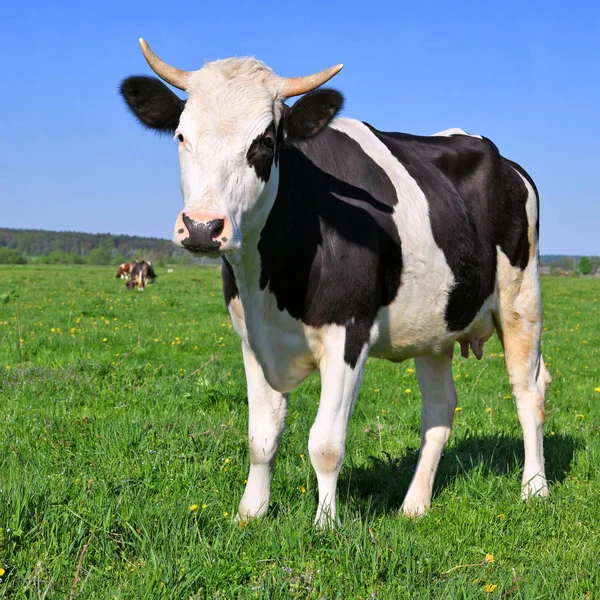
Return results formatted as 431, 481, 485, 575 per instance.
120, 39, 551, 526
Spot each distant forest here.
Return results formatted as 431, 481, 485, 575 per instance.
0, 227, 597, 272
0, 228, 209, 266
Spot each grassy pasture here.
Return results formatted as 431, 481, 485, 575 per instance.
0, 265, 599, 599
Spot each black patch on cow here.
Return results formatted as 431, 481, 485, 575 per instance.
222, 258, 239, 305
506, 158, 539, 243
496, 159, 531, 269
284, 89, 344, 141
258, 127, 402, 368
120, 76, 185, 134
247, 121, 276, 182
365, 125, 532, 330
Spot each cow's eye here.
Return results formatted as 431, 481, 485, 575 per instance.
261, 136, 274, 150
177, 134, 184, 143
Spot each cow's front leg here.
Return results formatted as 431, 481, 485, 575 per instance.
309, 328, 369, 528
237, 341, 288, 521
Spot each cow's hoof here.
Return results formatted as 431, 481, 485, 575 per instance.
401, 500, 430, 518
233, 513, 250, 526
313, 511, 339, 530
236, 502, 269, 522
521, 475, 549, 500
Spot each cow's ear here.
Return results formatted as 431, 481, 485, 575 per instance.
120, 75, 185, 134
284, 89, 344, 141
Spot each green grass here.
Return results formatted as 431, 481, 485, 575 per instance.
1, 265, 599, 599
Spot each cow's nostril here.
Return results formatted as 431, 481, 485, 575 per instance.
211, 219, 225, 240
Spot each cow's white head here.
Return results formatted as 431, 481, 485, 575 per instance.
121, 39, 343, 257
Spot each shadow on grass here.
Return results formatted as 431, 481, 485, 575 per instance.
340, 433, 578, 514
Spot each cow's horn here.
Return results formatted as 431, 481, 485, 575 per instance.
282, 64, 344, 98
139, 38, 189, 91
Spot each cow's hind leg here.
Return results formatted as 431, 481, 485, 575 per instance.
402, 353, 457, 517
309, 327, 369, 528
237, 341, 288, 520
496, 254, 548, 498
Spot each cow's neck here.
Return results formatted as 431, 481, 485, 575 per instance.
224, 133, 331, 327
225, 170, 281, 325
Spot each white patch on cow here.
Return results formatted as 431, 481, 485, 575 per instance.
432, 127, 482, 139
330, 118, 456, 357
175, 60, 285, 250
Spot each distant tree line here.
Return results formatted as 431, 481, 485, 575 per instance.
1, 227, 596, 273
0, 228, 169, 258
540, 255, 600, 275
0, 228, 213, 266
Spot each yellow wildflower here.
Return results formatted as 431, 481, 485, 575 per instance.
455, 406, 462, 412
201, 504, 207, 509
485, 553, 495, 563
486, 407, 492, 413
496, 514, 505, 519
102, 338, 107, 342
407, 368, 414, 373
300, 486, 306, 494
374, 388, 380, 393
189, 504, 198, 511
595, 387, 600, 393
484, 584, 497, 593
223, 511, 229, 517
405, 388, 411, 393
0, 567, 4, 576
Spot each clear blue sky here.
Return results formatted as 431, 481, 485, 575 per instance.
1, 0, 598, 254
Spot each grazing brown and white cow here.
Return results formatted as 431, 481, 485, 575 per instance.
126, 260, 156, 291
115, 261, 137, 279
120, 39, 550, 526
